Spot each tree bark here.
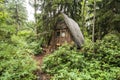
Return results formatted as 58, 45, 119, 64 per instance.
15, 1, 20, 34
34, 0, 38, 39
92, 0, 96, 53
81, 0, 87, 35
92, 0, 96, 42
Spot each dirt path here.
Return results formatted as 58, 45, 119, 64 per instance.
34, 52, 51, 80
35, 53, 47, 66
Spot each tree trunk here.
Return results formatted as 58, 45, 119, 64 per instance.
15, 1, 20, 34
92, 0, 96, 42
92, 0, 96, 53
34, 0, 38, 39
81, 0, 87, 35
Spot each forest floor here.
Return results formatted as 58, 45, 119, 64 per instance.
34, 50, 51, 80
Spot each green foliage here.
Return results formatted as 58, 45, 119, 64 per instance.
18, 30, 34, 38
0, 24, 15, 41
7, 0, 27, 24
95, 34, 120, 67
1, 0, 120, 79
0, 22, 38, 80
33, 39, 43, 55
42, 44, 85, 74
42, 35, 120, 80
86, 0, 120, 39
51, 69, 81, 80
103, 33, 120, 42
11, 29, 43, 55
0, 42, 38, 80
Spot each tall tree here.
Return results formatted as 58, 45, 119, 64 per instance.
81, 0, 87, 36
87, 0, 120, 40
92, 0, 96, 42
6, 0, 27, 33
29, 0, 41, 38
0, 0, 16, 41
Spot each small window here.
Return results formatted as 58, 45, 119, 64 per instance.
56, 31, 60, 37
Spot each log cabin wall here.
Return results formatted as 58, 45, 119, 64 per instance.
49, 21, 72, 51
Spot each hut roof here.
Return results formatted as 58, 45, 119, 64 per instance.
61, 13, 84, 47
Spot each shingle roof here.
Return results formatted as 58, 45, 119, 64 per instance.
62, 13, 84, 47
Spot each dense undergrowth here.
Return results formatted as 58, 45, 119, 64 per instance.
42, 34, 120, 80
0, 42, 37, 80
0, 25, 39, 80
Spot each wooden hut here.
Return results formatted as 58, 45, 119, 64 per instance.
49, 13, 84, 51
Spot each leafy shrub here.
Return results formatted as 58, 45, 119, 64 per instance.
17, 30, 34, 39
95, 40, 120, 67
103, 33, 120, 42
0, 42, 38, 80
19, 30, 43, 55
0, 9, 39, 80
82, 34, 120, 66
0, 29, 39, 80
79, 60, 119, 80
81, 34, 120, 80
11, 30, 43, 55
0, 24, 16, 41
42, 44, 85, 74
94, 34, 120, 67
42, 37, 120, 80
33, 38, 43, 55
51, 69, 81, 80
